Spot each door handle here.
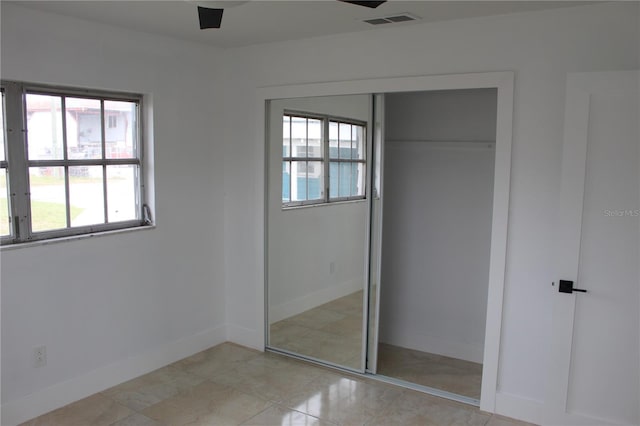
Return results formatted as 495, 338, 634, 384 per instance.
557, 280, 587, 294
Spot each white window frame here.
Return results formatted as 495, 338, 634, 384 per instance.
282, 110, 366, 208
1, 80, 149, 245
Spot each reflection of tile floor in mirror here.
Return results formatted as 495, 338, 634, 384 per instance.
377, 343, 483, 400
22, 342, 536, 426
269, 290, 364, 370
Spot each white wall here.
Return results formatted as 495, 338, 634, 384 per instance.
385, 89, 498, 142
221, 2, 639, 421
268, 96, 369, 323
0, 4, 227, 424
379, 90, 496, 364
1, 2, 638, 425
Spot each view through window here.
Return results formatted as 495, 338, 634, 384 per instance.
1, 82, 146, 244
0, 90, 9, 237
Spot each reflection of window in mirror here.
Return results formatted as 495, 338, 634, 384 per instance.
282, 111, 366, 208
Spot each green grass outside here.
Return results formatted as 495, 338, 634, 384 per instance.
0, 171, 117, 236
0, 197, 83, 236
28, 174, 103, 186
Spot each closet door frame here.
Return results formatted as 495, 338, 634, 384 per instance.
255, 71, 514, 413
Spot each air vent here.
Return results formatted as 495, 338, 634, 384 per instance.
364, 13, 419, 25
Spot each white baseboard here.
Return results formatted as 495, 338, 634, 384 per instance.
494, 391, 545, 425
269, 278, 363, 323
1, 325, 226, 426
226, 323, 264, 351
378, 329, 484, 364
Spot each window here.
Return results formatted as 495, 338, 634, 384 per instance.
282, 114, 324, 204
328, 119, 366, 199
1, 81, 148, 245
1, 90, 9, 237
282, 112, 366, 207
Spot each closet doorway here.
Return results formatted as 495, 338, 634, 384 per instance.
372, 89, 497, 403
260, 72, 514, 412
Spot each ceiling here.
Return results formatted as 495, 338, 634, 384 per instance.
11, 1, 594, 48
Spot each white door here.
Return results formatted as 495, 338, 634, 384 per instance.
546, 71, 639, 425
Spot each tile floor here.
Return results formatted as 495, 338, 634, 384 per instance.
377, 343, 483, 400
21, 342, 536, 426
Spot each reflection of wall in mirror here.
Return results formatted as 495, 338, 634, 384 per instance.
269, 94, 371, 323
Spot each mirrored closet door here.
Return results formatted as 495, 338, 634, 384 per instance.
265, 87, 499, 407
265, 94, 373, 372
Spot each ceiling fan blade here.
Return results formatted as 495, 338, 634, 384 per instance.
197, 6, 224, 29
338, 0, 387, 8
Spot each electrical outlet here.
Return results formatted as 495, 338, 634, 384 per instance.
34, 345, 47, 368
